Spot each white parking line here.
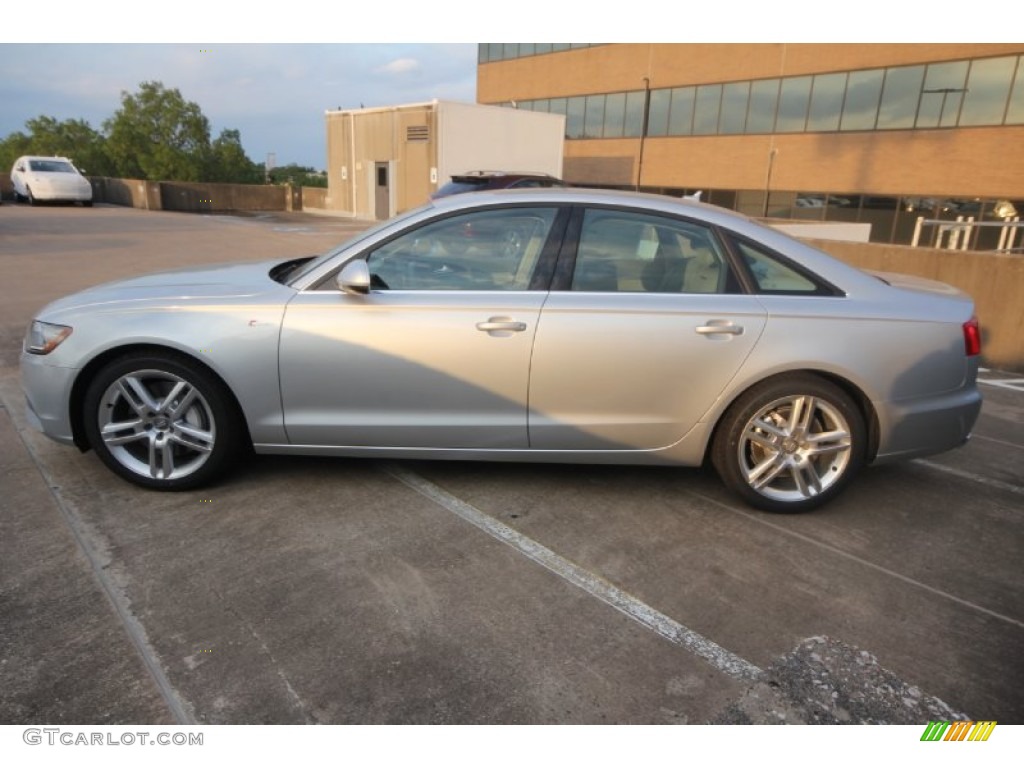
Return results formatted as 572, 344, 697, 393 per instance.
972, 433, 1024, 451
979, 378, 1024, 392
686, 489, 1024, 630
912, 459, 1024, 496
382, 463, 763, 683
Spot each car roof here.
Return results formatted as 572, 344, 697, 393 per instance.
19, 155, 74, 162
450, 171, 558, 179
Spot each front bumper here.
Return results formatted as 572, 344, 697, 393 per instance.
21, 351, 80, 446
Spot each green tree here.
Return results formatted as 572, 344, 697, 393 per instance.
268, 163, 328, 188
22, 116, 114, 176
104, 81, 211, 181
0, 131, 31, 172
0, 117, 113, 176
205, 129, 263, 184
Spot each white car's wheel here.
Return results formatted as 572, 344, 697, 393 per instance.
26, 186, 37, 206
712, 375, 866, 513
83, 352, 245, 490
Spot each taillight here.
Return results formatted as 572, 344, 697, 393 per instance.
963, 316, 981, 357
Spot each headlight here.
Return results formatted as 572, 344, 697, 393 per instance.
25, 321, 72, 355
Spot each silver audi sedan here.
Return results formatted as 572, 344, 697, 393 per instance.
21, 189, 982, 512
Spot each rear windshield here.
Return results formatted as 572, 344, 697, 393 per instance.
435, 180, 488, 197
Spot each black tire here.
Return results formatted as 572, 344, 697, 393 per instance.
711, 374, 866, 513
82, 352, 245, 491
82, 200, 94, 207
27, 186, 37, 206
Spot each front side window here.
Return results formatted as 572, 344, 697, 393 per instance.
365, 208, 558, 291
572, 209, 735, 294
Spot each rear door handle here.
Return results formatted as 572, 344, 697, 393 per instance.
696, 320, 744, 336
476, 317, 527, 333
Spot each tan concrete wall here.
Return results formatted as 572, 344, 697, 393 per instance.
159, 182, 286, 212
301, 186, 327, 209
806, 238, 1024, 371
90, 177, 160, 208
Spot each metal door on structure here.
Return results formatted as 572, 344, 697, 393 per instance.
374, 162, 390, 220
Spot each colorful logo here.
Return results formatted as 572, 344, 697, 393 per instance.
921, 721, 996, 742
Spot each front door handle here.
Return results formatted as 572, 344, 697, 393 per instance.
696, 320, 744, 336
476, 317, 527, 334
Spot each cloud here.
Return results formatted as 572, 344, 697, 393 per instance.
0, 44, 476, 169
377, 58, 420, 75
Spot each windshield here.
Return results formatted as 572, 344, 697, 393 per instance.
28, 159, 77, 173
286, 202, 436, 285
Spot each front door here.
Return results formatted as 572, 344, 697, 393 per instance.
279, 206, 563, 448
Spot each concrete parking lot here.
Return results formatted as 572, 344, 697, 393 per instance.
1, 204, 1021, 725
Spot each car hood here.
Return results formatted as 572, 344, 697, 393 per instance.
37, 259, 289, 318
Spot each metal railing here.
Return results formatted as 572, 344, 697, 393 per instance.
911, 216, 1023, 252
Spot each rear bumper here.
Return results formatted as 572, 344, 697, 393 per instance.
873, 384, 982, 463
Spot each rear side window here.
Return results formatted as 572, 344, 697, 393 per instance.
571, 209, 739, 294
733, 239, 836, 295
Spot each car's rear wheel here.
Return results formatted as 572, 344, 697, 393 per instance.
712, 375, 866, 513
83, 353, 244, 490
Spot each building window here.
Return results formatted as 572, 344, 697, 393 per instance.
668, 87, 696, 135
746, 79, 780, 134
807, 72, 847, 132
566, 96, 585, 139
584, 94, 606, 138
506, 52, 1024, 138
877, 65, 925, 129
841, 69, 884, 130
1008, 60, 1024, 123
776, 76, 811, 132
693, 84, 723, 134
647, 89, 672, 136
720, 82, 750, 134
918, 60, 968, 127
603, 92, 626, 137
960, 56, 1017, 125
624, 91, 646, 137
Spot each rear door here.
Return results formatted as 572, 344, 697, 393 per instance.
528, 207, 767, 451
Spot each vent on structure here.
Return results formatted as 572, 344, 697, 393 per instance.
406, 125, 429, 142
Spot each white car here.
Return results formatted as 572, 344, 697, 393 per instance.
10, 155, 93, 206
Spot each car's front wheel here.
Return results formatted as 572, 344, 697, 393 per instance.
83, 352, 244, 490
712, 375, 866, 513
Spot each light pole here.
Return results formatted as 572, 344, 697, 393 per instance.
762, 148, 778, 217
635, 77, 651, 192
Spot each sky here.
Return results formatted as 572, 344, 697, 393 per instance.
0, 43, 478, 170
1, 4, 1004, 172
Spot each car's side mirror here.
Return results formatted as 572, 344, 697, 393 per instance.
336, 260, 371, 294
